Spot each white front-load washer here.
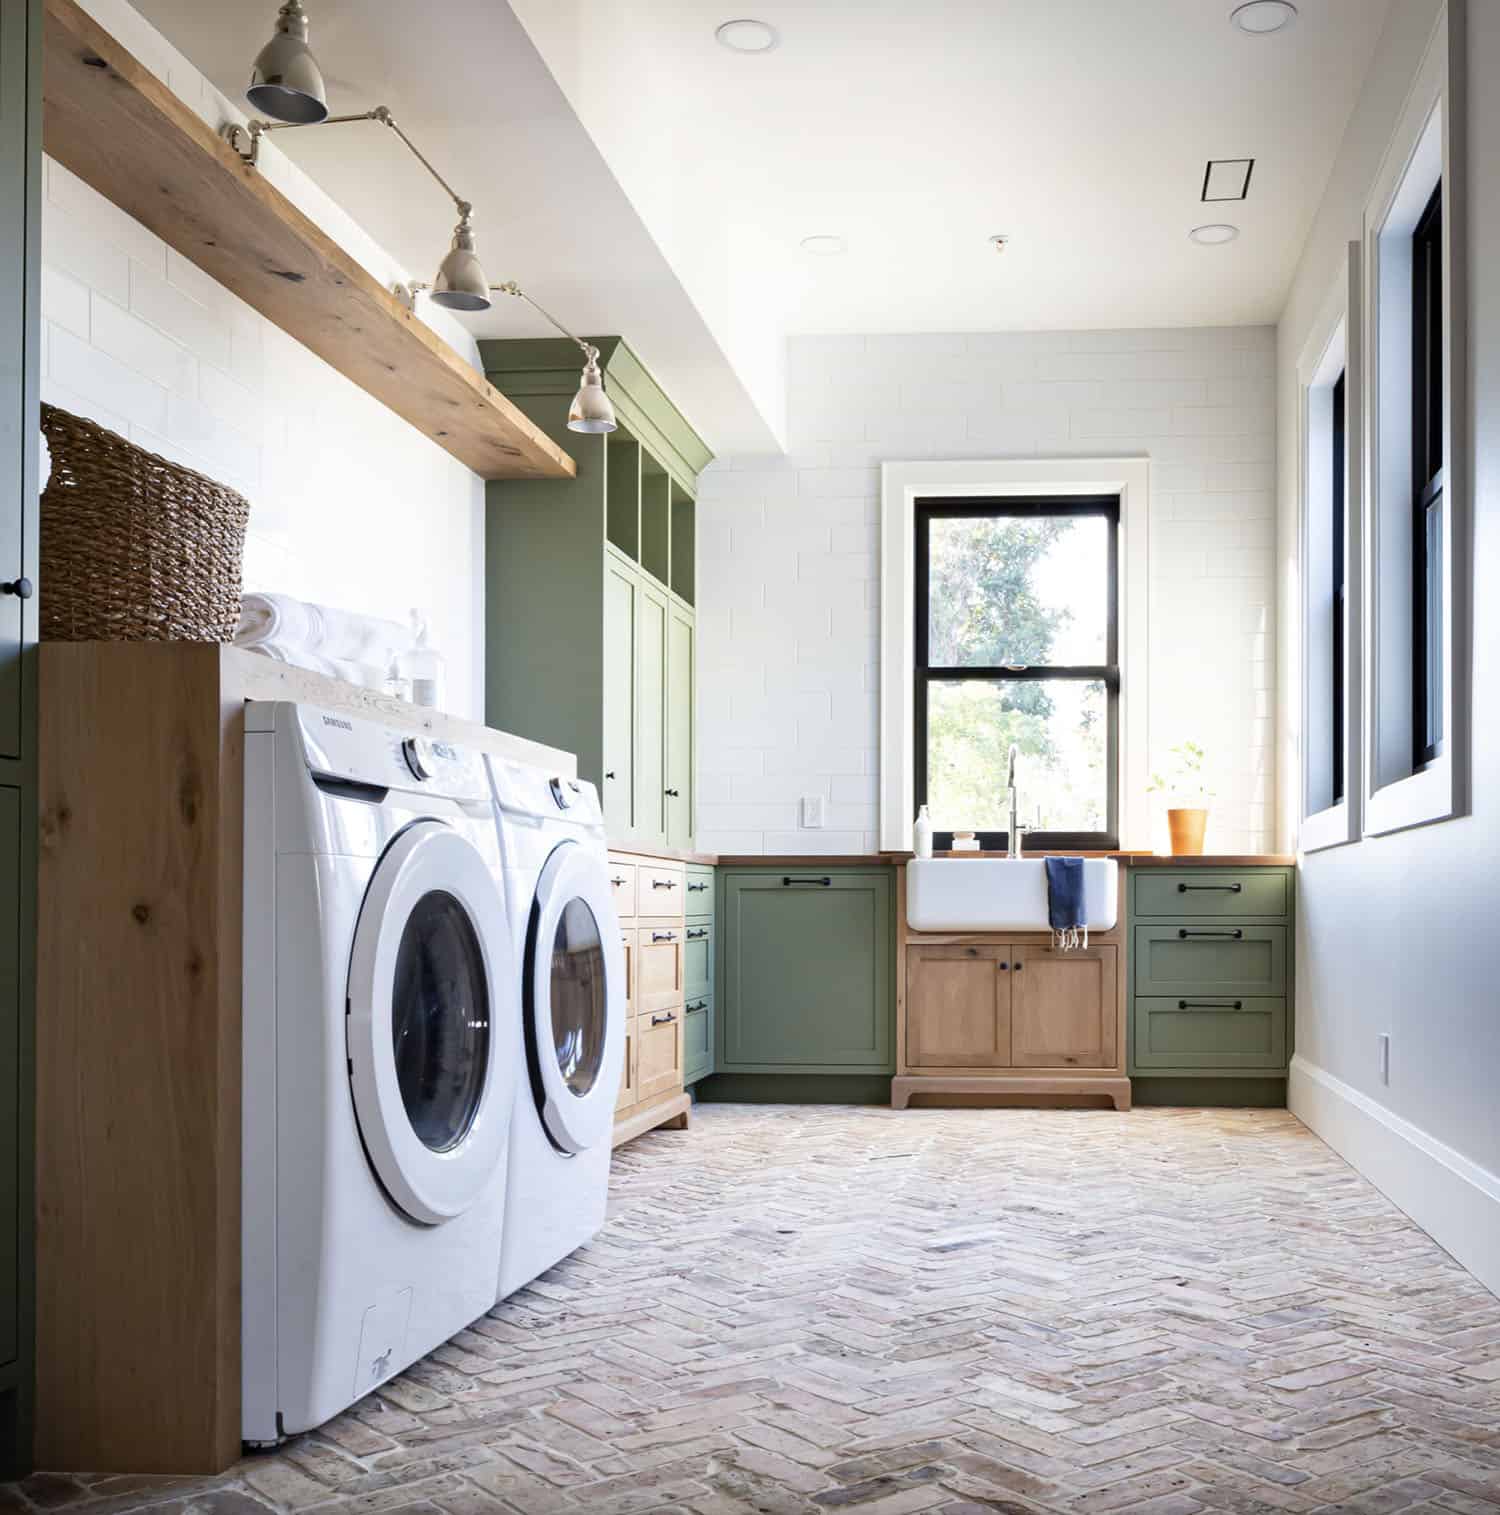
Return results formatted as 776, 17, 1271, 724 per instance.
242, 702, 521, 1444
488, 760, 626, 1301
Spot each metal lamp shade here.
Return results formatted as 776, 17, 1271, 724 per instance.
431, 219, 492, 312
247, 2, 328, 124
568, 354, 617, 433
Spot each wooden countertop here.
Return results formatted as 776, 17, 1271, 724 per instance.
700, 851, 1295, 867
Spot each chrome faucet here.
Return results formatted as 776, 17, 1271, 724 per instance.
1006, 743, 1021, 858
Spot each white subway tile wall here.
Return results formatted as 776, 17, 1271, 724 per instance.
36, 0, 488, 718
696, 328, 1278, 856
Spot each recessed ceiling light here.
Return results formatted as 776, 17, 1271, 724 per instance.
800, 235, 846, 256
988, 234, 1010, 253
1189, 223, 1240, 245
716, 19, 778, 52
1230, 1, 1298, 34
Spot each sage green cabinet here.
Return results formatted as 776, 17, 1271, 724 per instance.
0, 0, 38, 1475
1127, 867, 1294, 1086
482, 338, 711, 850
684, 995, 713, 1084
719, 869, 895, 1073
684, 921, 713, 1001
1133, 925, 1287, 999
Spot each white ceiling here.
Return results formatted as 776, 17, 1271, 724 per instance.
131, 0, 1393, 455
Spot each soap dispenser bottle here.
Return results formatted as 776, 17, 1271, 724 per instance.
914, 804, 933, 859
400, 610, 445, 710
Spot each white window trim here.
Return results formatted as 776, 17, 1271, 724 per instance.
1297, 246, 1363, 854
878, 457, 1150, 853
1361, 3, 1469, 838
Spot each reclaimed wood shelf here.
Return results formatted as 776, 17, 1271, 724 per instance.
41, 0, 575, 482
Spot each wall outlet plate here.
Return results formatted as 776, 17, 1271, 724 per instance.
800, 795, 825, 829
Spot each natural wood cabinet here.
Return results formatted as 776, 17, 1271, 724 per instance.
636, 926, 684, 1012
616, 1018, 638, 1114
637, 1008, 685, 1102
1010, 945, 1116, 1069
906, 946, 1011, 1067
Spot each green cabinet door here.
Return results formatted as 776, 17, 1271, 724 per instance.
684, 995, 712, 1084
602, 555, 636, 836
633, 576, 668, 848
720, 871, 894, 1072
666, 602, 694, 849
0, 787, 18, 1367
1133, 996, 1287, 1070
684, 921, 712, 1000
1134, 925, 1287, 998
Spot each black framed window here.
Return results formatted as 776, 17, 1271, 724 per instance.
914, 497, 1119, 851
1412, 180, 1444, 767
1331, 369, 1346, 805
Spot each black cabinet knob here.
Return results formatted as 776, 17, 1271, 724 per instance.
2, 577, 33, 600
605, 770, 616, 780
665, 787, 680, 797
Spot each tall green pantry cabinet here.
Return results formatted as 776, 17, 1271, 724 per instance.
0, 0, 40, 1476
480, 339, 711, 849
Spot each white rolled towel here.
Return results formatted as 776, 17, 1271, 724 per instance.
235, 592, 414, 667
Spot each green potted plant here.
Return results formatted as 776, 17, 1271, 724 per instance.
1147, 742, 1213, 856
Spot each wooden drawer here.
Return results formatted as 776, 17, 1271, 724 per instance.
684, 993, 712, 1084
683, 920, 713, 1000
636, 925, 684, 1012
1134, 870, 1290, 919
1134, 925, 1287, 998
615, 1017, 639, 1113
638, 862, 686, 919
607, 859, 637, 920
638, 1004, 685, 1101
685, 865, 715, 919
1133, 995, 1287, 1071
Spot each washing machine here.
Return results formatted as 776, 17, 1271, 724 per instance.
488, 760, 626, 1301
242, 702, 520, 1444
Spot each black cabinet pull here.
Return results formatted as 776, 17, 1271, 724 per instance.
688, 881, 709, 891
1178, 998, 1243, 1009
1177, 928, 1243, 939
1178, 881, 1242, 893
782, 875, 831, 886
651, 1011, 677, 1026
665, 787, 680, 797
651, 931, 676, 943
652, 878, 678, 889
998, 961, 1010, 971
686, 928, 708, 940
686, 999, 707, 1012
1, 577, 33, 600
1013, 962, 1023, 973
610, 875, 627, 886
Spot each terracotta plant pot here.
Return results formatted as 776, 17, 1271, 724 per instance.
1167, 807, 1208, 856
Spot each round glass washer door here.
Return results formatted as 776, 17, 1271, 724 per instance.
524, 839, 625, 1154
347, 820, 516, 1224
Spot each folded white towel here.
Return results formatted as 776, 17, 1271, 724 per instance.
241, 638, 389, 691
235, 592, 414, 667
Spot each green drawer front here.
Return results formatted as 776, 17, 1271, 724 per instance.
1133, 996, 1287, 1071
684, 920, 713, 999
1134, 925, 1287, 997
685, 995, 712, 1083
686, 866, 715, 920
1134, 870, 1289, 919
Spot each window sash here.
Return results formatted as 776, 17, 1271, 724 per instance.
913, 498, 1120, 851
1412, 181, 1443, 767
1331, 369, 1346, 806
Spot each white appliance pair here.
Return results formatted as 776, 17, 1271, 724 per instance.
242, 702, 626, 1444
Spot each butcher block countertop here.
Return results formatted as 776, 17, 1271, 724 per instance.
702, 852, 1295, 867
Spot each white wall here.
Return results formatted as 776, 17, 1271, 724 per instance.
1276, 0, 1500, 1294
696, 327, 1277, 855
40, 0, 487, 718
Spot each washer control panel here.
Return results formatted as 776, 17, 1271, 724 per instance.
290, 704, 488, 802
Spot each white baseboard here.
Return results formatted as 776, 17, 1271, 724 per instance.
1289, 1055, 1500, 1298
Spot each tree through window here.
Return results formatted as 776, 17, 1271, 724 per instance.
914, 498, 1119, 851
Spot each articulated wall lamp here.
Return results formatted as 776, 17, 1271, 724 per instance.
247, 1, 327, 124
399, 279, 617, 434
223, 107, 493, 312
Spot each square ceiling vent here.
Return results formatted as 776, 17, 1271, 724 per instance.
1202, 158, 1255, 202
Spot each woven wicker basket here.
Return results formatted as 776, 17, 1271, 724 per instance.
39, 404, 250, 642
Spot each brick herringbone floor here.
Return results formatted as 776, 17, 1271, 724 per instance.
11, 1105, 1500, 1514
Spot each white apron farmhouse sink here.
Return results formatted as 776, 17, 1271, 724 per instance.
906, 857, 1119, 932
